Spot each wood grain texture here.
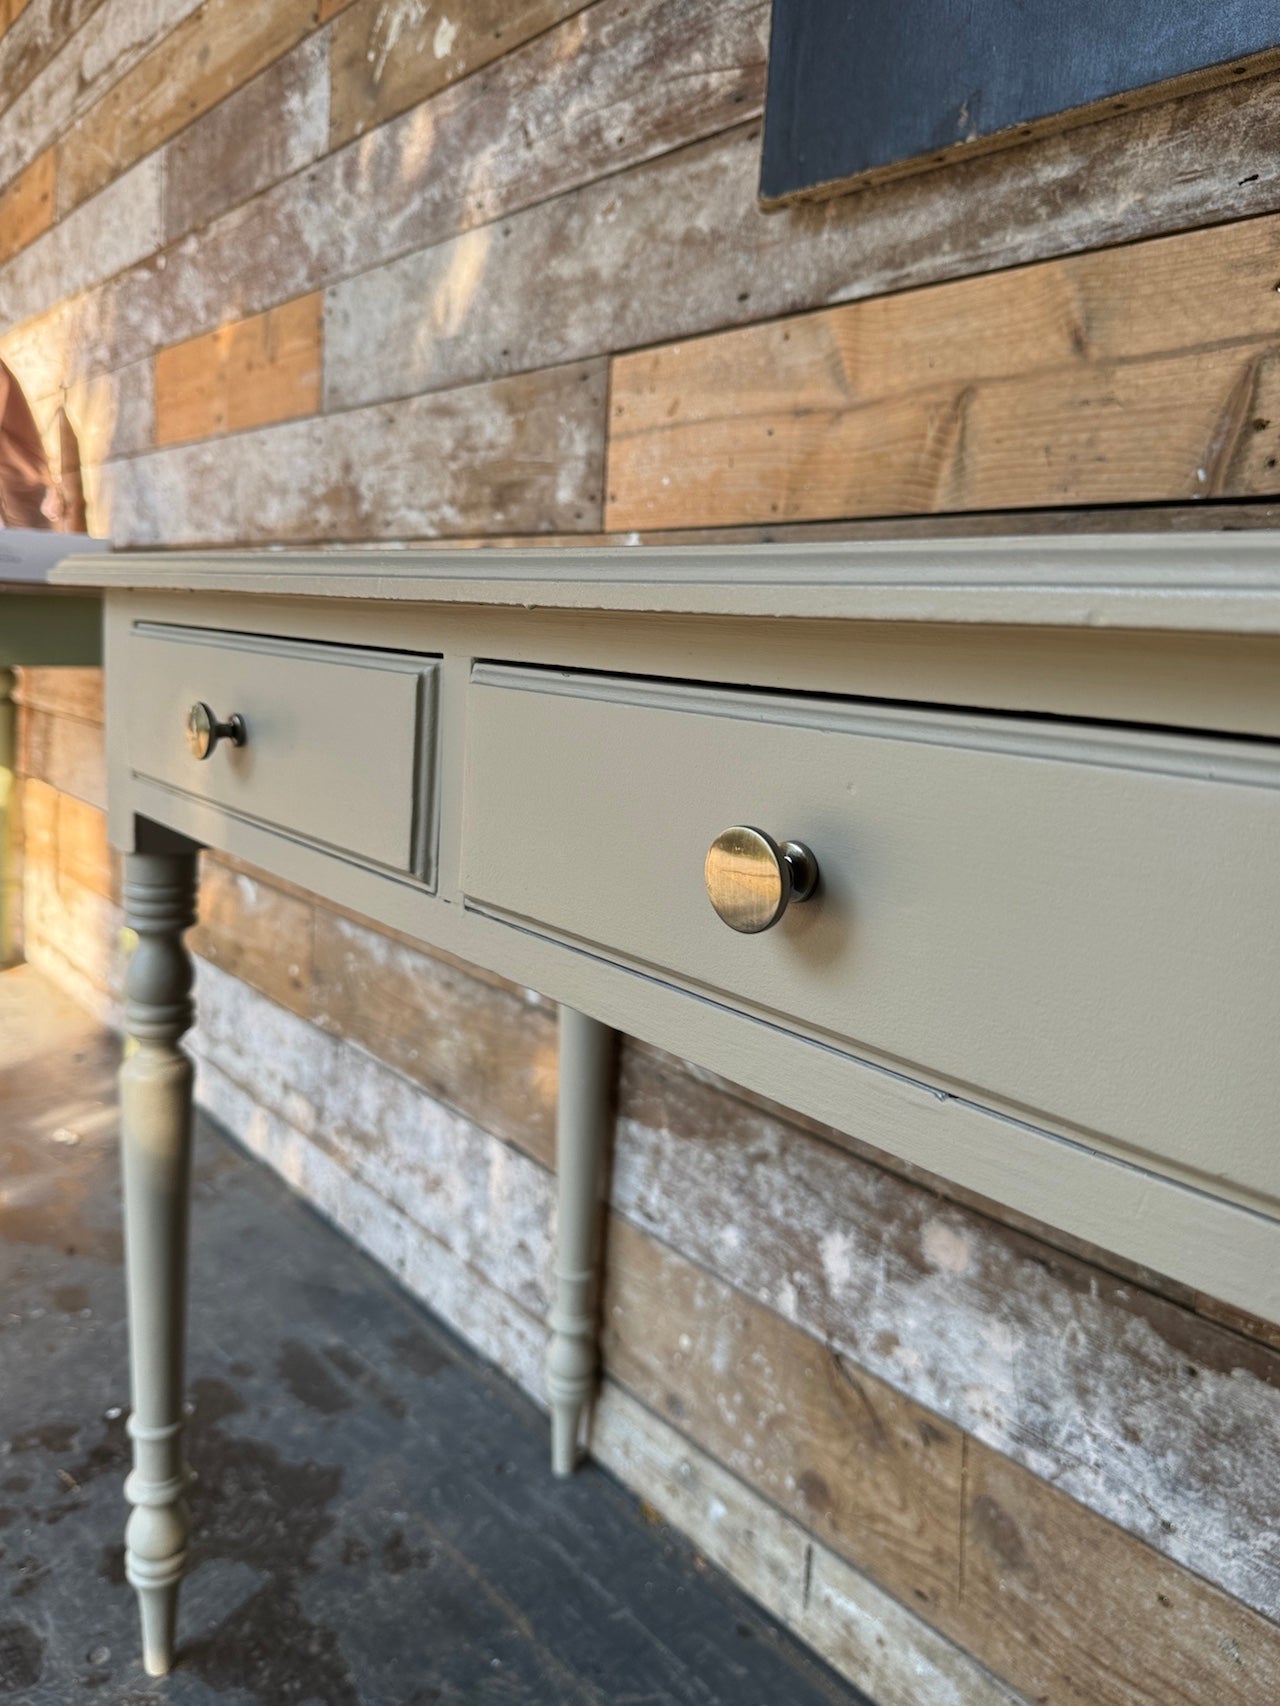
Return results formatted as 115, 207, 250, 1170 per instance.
0, 0, 766, 386
189, 856, 313, 1017
154, 293, 323, 446
0, 0, 202, 193
610, 1044, 1280, 1618
594, 1383, 1026, 1706
960, 1448, 1280, 1706
56, 0, 321, 216
326, 81, 1280, 415
0, 147, 53, 265
18, 22, 1280, 420
310, 907, 558, 1168
161, 32, 329, 242
328, 0, 591, 148
95, 358, 606, 545
602, 1215, 1280, 1706
12, 667, 102, 725
0, 0, 34, 38
606, 207, 1280, 530
0, 153, 162, 335
603, 1213, 964, 1616
15, 706, 105, 807
0, 0, 103, 119
193, 956, 556, 1324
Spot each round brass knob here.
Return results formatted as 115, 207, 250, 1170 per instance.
185, 701, 246, 761
704, 826, 818, 934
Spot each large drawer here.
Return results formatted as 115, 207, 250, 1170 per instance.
462, 665, 1280, 1206
124, 623, 439, 881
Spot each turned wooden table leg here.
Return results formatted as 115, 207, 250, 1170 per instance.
119, 850, 199, 1677
546, 1006, 615, 1476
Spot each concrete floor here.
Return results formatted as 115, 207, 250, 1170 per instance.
0, 967, 870, 1705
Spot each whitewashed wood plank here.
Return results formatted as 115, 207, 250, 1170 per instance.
161, 31, 329, 243
89, 360, 606, 545
37, 357, 154, 465
0, 152, 163, 332
0, 0, 202, 190
193, 1046, 550, 1401
0, 0, 765, 377
326, 97, 1280, 412
0, 0, 107, 122
593, 1385, 1027, 1706
610, 1050, 1280, 1620
191, 958, 555, 1318
16, 25, 1280, 418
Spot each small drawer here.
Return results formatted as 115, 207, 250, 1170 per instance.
125, 624, 438, 882
462, 665, 1280, 1207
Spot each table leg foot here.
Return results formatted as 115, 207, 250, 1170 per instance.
120, 850, 199, 1674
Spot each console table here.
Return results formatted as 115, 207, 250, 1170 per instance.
54, 536, 1280, 1677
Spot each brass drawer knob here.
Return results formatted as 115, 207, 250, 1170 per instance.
185, 701, 246, 761
704, 826, 818, 933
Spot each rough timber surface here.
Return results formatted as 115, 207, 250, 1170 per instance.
0, 965, 870, 1706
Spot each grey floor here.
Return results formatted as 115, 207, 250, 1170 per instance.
0, 968, 870, 1706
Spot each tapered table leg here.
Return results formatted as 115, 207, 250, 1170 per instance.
546, 1006, 614, 1476
119, 850, 199, 1677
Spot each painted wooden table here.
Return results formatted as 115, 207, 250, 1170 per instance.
53, 535, 1280, 1677
0, 537, 105, 964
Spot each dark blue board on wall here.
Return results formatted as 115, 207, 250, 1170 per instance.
759, 0, 1280, 205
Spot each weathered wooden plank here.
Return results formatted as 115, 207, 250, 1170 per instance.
24, 25, 1280, 418
13, 664, 102, 721
56, 0, 319, 215
193, 1042, 551, 1398
54, 787, 114, 900
593, 1384, 1026, 1706
190, 856, 313, 1017
602, 1213, 964, 1618
605, 208, 1280, 529
0, 147, 54, 266
20, 867, 120, 1018
960, 1447, 1280, 1706
325, 87, 1280, 415
0, 0, 766, 385
602, 1213, 1280, 1706
0, 0, 104, 120
0, 151, 162, 333
610, 1042, 1280, 1619
328, 0, 590, 149
0, 0, 202, 192
310, 906, 558, 1168
192, 957, 555, 1322
0, 0, 32, 39
162, 31, 329, 242
154, 292, 323, 446
15, 703, 105, 806
91, 358, 606, 545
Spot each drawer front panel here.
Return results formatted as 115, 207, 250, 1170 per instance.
126, 625, 438, 880
462, 666, 1280, 1204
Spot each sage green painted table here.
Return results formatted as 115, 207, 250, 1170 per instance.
0, 537, 106, 962
51, 534, 1280, 1676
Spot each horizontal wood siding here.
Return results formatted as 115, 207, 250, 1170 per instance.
605, 210, 1280, 530
9, 1, 1280, 1698
0, 147, 54, 265
154, 292, 323, 445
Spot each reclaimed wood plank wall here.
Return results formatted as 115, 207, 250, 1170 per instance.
4, 3, 1280, 1701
